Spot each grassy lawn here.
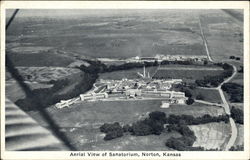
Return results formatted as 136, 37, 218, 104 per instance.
191, 88, 222, 103
153, 69, 223, 81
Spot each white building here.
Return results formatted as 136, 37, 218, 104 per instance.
80, 92, 108, 101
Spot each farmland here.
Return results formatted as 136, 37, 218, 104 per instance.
189, 88, 222, 103
7, 52, 74, 67
199, 10, 243, 62
153, 66, 224, 81
6, 10, 209, 59
8, 67, 81, 82
189, 122, 231, 150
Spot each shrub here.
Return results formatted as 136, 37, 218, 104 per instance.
100, 122, 124, 141
186, 98, 194, 105
131, 121, 153, 136
229, 56, 235, 59
222, 83, 243, 103
149, 111, 166, 123
104, 130, 123, 140
230, 106, 243, 124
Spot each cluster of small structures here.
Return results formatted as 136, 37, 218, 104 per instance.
127, 54, 207, 63
55, 67, 187, 109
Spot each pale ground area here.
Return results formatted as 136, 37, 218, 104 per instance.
233, 124, 244, 147
189, 122, 231, 150
7, 67, 81, 82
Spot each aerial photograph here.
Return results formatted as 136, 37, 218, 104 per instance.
5, 9, 244, 152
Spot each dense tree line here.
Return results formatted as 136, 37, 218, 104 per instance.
79, 58, 213, 76
230, 106, 243, 124
222, 83, 243, 103
15, 73, 97, 111
130, 111, 167, 136
100, 111, 167, 140
79, 60, 159, 74
167, 114, 229, 125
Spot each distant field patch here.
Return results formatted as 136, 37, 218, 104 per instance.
10, 46, 53, 53
191, 88, 222, 103
8, 52, 74, 67
153, 66, 224, 80
189, 122, 231, 150
99, 66, 158, 80
13, 67, 81, 82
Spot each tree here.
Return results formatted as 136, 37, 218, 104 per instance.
186, 98, 194, 105
100, 122, 124, 140
229, 56, 235, 59
131, 121, 153, 136
184, 89, 192, 98
238, 66, 243, 73
149, 111, 166, 123
230, 106, 243, 124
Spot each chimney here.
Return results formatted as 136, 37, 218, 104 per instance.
143, 66, 146, 77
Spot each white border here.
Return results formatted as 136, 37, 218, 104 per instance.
1, 1, 249, 160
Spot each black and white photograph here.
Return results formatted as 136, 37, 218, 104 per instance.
1, 1, 249, 160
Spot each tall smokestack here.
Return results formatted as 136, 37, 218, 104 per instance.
148, 72, 150, 78
143, 66, 146, 77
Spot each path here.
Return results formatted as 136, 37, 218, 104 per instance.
195, 99, 223, 107
198, 17, 238, 150
198, 17, 213, 62
216, 65, 238, 150
198, 64, 237, 150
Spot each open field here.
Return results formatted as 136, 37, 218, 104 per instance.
199, 10, 243, 62
189, 122, 231, 150
7, 52, 74, 67
153, 66, 224, 81
6, 10, 211, 59
191, 88, 222, 103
